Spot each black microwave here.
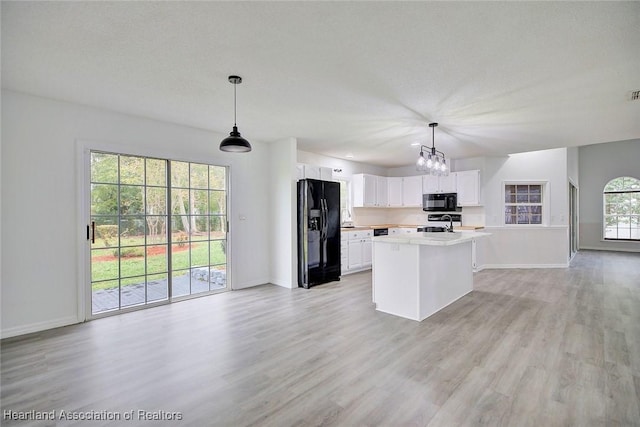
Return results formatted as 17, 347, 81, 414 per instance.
423, 193, 459, 212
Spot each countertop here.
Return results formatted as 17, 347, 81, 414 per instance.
372, 231, 491, 246
341, 224, 485, 232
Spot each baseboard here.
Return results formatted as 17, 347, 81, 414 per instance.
269, 278, 296, 289
232, 277, 270, 290
579, 246, 640, 253
1, 315, 79, 339
342, 267, 372, 275
481, 263, 569, 269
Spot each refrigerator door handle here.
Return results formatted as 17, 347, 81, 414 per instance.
321, 198, 328, 266
319, 199, 323, 239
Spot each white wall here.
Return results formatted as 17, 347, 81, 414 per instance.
298, 150, 389, 225
269, 138, 297, 288
480, 148, 570, 267
578, 139, 640, 252
484, 149, 568, 227
567, 147, 579, 187
1, 90, 271, 338
297, 150, 387, 177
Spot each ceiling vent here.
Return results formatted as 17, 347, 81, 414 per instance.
631, 90, 640, 101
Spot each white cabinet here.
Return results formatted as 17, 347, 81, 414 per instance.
362, 239, 373, 266
387, 176, 421, 207
340, 233, 349, 275
352, 174, 376, 207
456, 170, 481, 206
353, 171, 479, 208
376, 176, 388, 207
422, 173, 457, 194
296, 164, 333, 181
387, 177, 403, 207
439, 173, 457, 193
401, 176, 423, 207
422, 174, 439, 194
343, 229, 373, 274
390, 227, 416, 235
319, 167, 333, 181
353, 174, 387, 207
348, 239, 363, 270
472, 238, 477, 271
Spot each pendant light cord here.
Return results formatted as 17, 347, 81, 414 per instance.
233, 83, 237, 126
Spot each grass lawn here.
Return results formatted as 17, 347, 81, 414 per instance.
92, 238, 226, 290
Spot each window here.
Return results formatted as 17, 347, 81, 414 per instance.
603, 176, 640, 241
504, 183, 544, 225
337, 179, 352, 223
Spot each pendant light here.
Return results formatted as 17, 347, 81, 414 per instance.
416, 122, 448, 176
219, 75, 252, 152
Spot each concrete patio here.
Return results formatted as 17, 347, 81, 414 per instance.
92, 268, 226, 313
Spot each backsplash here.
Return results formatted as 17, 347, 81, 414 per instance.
351, 208, 390, 226
386, 208, 429, 225
352, 206, 485, 226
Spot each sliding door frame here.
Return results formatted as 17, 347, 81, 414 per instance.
76, 140, 232, 322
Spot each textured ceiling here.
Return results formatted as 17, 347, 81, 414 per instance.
2, 1, 639, 167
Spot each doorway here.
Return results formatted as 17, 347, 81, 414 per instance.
89, 151, 228, 317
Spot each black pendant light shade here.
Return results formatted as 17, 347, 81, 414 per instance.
220, 75, 252, 152
220, 126, 251, 152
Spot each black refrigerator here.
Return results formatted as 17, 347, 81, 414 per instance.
297, 179, 341, 288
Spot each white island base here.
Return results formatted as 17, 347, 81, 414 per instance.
372, 234, 477, 321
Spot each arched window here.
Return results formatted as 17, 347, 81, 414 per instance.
603, 176, 640, 241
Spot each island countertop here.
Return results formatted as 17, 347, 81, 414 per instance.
372, 231, 490, 246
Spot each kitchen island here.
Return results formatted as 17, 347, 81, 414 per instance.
372, 231, 490, 321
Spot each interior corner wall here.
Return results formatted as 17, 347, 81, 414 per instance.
0, 90, 271, 338
578, 139, 640, 252
269, 138, 298, 288
567, 147, 579, 186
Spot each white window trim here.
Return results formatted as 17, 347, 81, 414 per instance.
502, 180, 550, 227
335, 175, 353, 220
601, 176, 640, 242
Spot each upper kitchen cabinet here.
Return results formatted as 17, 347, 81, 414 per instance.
422, 173, 457, 194
387, 176, 423, 207
456, 170, 481, 206
401, 176, 423, 207
353, 174, 387, 207
296, 164, 333, 181
387, 177, 403, 207
376, 176, 388, 207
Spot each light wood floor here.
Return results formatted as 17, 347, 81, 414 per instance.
2, 250, 639, 426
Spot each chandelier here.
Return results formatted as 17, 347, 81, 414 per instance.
416, 122, 448, 176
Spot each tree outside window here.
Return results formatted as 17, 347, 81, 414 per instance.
603, 176, 640, 241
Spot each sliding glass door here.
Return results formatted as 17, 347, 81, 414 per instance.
89, 151, 228, 316
169, 161, 228, 298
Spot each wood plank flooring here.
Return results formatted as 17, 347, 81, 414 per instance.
2, 250, 639, 426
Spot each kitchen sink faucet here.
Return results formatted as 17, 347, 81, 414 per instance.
441, 215, 454, 232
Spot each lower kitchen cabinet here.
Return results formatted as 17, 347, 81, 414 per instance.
341, 229, 373, 275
